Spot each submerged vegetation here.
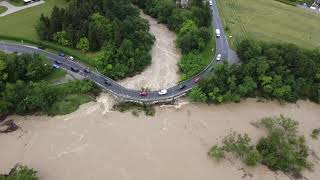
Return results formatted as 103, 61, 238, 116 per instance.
113, 102, 155, 116
209, 116, 312, 178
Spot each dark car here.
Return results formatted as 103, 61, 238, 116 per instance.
84, 68, 91, 73
38, 45, 45, 49
54, 60, 62, 65
140, 90, 148, 97
104, 80, 111, 86
58, 53, 65, 57
178, 84, 186, 90
70, 67, 79, 73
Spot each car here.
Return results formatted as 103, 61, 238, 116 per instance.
54, 60, 62, 65
178, 84, 186, 90
53, 64, 60, 69
140, 90, 148, 97
70, 67, 79, 73
193, 77, 201, 83
38, 45, 45, 49
67, 56, 74, 61
209, 0, 213, 6
104, 80, 111, 86
216, 54, 222, 61
58, 53, 65, 57
84, 68, 91, 73
158, 89, 168, 95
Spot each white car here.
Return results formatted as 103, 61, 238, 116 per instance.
216, 54, 222, 61
209, 0, 213, 6
67, 56, 74, 61
158, 89, 168, 95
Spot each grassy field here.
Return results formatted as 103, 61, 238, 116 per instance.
43, 68, 66, 82
0, 6, 8, 14
48, 94, 92, 115
0, 0, 68, 41
217, 0, 320, 49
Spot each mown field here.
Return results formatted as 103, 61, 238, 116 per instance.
0, 0, 68, 41
217, 0, 320, 49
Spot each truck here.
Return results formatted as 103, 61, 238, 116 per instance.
215, 29, 221, 38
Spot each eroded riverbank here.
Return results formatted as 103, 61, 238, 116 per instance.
1, 99, 320, 180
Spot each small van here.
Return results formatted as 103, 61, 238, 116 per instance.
215, 29, 221, 38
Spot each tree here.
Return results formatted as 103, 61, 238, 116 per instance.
76, 37, 90, 52
188, 87, 207, 102
53, 31, 70, 46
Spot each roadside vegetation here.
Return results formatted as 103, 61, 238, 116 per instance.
217, 0, 320, 49
0, 165, 38, 180
113, 102, 155, 116
209, 116, 312, 178
36, 0, 154, 80
133, 0, 215, 80
0, 6, 7, 15
311, 128, 320, 139
189, 39, 320, 104
275, 0, 314, 6
0, 51, 100, 116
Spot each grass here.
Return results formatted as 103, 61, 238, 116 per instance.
0, 0, 68, 41
0, 6, 8, 14
8, 0, 25, 7
217, 0, 320, 49
43, 68, 67, 82
48, 94, 92, 115
200, 28, 215, 67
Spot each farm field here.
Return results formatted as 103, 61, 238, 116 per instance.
217, 0, 320, 49
0, 0, 67, 41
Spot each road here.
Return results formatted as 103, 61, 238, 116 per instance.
0, 1, 229, 104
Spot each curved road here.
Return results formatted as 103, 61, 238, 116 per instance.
0, 1, 229, 104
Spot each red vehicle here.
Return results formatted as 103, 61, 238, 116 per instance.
193, 77, 201, 83
140, 90, 148, 96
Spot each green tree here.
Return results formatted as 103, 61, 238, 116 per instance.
76, 37, 90, 52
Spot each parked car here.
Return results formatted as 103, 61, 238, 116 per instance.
158, 89, 168, 95
104, 80, 111, 86
178, 84, 186, 90
216, 54, 222, 61
58, 52, 65, 57
84, 68, 91, 73
70, 67, 79, 73
209, 0, 213, 6
54, 60, 62, 65
140, 90, 148, 97
193, 77, 201, 83
53, 64, 60, 69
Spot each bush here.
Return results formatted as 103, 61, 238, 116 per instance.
208, 145, 225, 161
0, 165, 38, 180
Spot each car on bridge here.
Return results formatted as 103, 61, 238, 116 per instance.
178, 84, 186, 90
70, 67, 79, 73
216, 54, 222, 61
104, 80, 111, 86
54, 60, 62, 65
158, 89, 167, 95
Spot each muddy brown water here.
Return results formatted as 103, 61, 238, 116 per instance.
0, 99, 320, 180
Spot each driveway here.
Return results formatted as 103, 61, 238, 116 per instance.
0, 0, 45, 17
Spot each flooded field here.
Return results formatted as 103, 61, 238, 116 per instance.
1, 99, 320, 180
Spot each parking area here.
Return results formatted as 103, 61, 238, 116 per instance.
0, 0, 44, 17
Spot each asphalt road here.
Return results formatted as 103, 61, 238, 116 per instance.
0, 1, 229, 104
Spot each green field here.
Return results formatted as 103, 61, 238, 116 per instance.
0, 0, 68, 41
0, 6, 8, 14
217, 0, 320, 49
48, 94, 92, 115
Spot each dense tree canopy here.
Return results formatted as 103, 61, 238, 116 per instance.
191, 39, 320, 104
36, 0, 155, 79
0, 52, 100, 116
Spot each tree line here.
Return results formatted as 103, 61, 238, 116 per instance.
0, 51, 100, 116
189, 39, 320, 104
36, 0, 155, 80
132, 0, 213, 79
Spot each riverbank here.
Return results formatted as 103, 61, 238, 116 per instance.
0, 98, 319, 180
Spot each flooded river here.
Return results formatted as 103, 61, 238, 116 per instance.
1, 99, 320, 180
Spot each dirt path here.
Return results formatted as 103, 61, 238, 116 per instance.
119, 11, 181, 91
1, 99, 320, 180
